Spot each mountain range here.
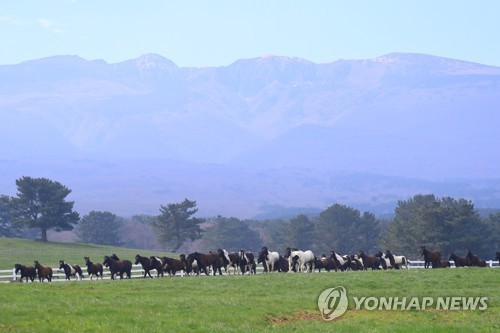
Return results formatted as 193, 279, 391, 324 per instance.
1, 53, 499, 218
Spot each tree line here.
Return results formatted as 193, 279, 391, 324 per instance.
0, 177, 498, 259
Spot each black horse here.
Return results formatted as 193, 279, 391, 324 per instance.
59, 260, 84, 281
149, 256, 166, 277
14, 264, 36, 282
135, 254, 154, 278
238, 250, 256, 274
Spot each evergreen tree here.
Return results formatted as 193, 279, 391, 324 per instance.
315, 203, 379, 254
11, 177, 80, 241
75, 211, 123, 246
200, 216, 262, 251
151, 198, 203, 251
0, 195, 23, 238
380, 194, 487, 258
283, 214, 315, 250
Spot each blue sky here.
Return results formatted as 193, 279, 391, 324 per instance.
1, 0, 499, 67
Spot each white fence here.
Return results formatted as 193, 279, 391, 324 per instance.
1, 260, 498, 283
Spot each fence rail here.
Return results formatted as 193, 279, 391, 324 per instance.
1, 260, 498, 283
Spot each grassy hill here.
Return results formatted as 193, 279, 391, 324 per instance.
0, 238, 175, 269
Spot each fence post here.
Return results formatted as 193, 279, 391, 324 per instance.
12, 268, 16, 281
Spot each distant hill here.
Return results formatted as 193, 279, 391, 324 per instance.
0, 53, 499, 218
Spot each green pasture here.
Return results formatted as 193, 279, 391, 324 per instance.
0, 238, 174, 268
0, 239, 498, 332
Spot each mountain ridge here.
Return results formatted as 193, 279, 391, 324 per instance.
0, 52, 499, 218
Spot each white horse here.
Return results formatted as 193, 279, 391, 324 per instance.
285, 247, 315, 273
385, 250, 409, 269
258, 247, 280, 272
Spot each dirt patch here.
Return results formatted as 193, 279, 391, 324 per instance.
267, 310, 324, 325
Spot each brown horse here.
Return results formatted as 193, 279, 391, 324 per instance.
162, 255, 188, 277
14, 264, 36, 282
449, 253, 469, 267
420, 246, 441, 268
357, 251, 380, 270
436, 260, 451, 268
84, 256, 103, 280
187, 252, 224, 276
466, 250, 487, 267
34, 261, 52, 282
103, 256, 131, 279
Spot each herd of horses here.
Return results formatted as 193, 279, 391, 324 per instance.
13, 248, 498, 282
420, 246, 495, 268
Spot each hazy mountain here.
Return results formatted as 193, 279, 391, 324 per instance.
0, 53, 499, 218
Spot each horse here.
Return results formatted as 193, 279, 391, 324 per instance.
385, 250, 409, 269
185, 256, 200, 276
238, 250, 256, 274
103, 255, 131, 279
496, 252, 500, 262
330, 251, 351, 271
258, 247, 280, 273
14, 264, 36, 282
110, 254, 133, 273
357, 251, 380, 270
276, 255, 290, 272
315, 255, 336, 272
436, 260, 451, 268
466, 250, 487, 267
349, 255, 364, 271
375, 251, 391, 270
149, 256, 165, 277
216, 249, 240, 275
420, 246, 441, 268
84, 257, 103, 280
135, 255, 154, 278
187, 252, 223, 276
162, 255, 188, 277
449, 253, 469, 267
34, 261, 53, 282
59, 260, 84, 281
284, 247, 315, 273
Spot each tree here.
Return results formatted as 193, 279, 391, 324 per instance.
0, 195, 23, 238
283, 214, 315, 250
200, 216, 262, 251
75, 211, 123, 246
482, 213, 500, 258
380, 194, 487, 258
314, 203, 379, 254
11, 177, 80, 242
151, 198, 203, 251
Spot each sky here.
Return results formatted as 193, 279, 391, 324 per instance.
1, 1, 500, 68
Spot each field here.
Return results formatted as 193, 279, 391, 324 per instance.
0, 239, 498, 332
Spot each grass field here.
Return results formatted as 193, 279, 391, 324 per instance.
0, 239, 498, 332
0, 238, 174, 269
